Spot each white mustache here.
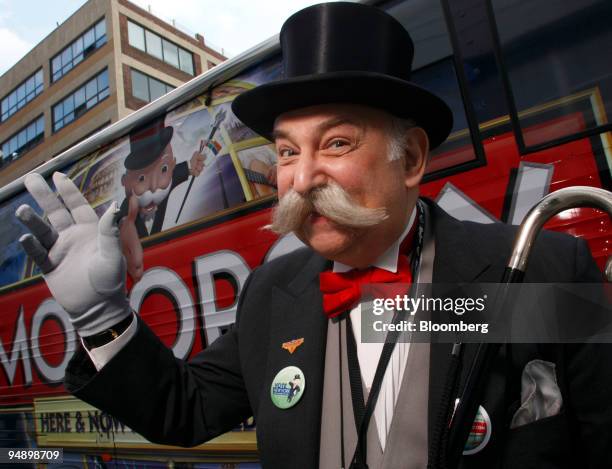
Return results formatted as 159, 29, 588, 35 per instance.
266, 182, 388, 235
135, 183, 172, 208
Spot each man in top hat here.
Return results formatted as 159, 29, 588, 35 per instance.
119, 118, 205, 280
15, 2, 612, 468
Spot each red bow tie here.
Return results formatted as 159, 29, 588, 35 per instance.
319, 255, 413, 319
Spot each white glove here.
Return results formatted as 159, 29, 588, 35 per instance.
16, 172, 131, 337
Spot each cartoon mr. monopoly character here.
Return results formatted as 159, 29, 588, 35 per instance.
118, 118, 205, 280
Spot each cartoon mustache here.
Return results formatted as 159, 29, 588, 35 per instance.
135, 183, 172, 208
266, 182, 388, 235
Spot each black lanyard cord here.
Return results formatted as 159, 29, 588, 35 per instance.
339, 323, 346, 469
343, 202, 426, 469
428, 343, 463, 469
346, 317, 366, 434
347, 314, 404, 468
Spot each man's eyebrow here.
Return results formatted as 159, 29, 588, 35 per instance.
272, 116, 365, 141
271, 128, 290, 141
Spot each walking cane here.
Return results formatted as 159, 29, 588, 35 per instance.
175, 109, 227, 223
445, 186, 612, 468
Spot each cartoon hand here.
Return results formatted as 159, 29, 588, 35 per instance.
189, 144, 206, 176
119, 193, 144, 282
16, 172, 131, 337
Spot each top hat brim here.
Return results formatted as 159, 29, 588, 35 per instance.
124, 126, 174, 170
231, 71, 453, 150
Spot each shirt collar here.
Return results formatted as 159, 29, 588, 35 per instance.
333, 206, 417, 274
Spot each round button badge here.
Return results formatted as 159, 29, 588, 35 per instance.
270, 366, 306, 409
463, 405, 492, 455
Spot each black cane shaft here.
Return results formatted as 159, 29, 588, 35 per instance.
446, 266, 524, 466
446, 342, 500, 467
175, 123, 221, 223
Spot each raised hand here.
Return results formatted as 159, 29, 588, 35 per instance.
119, 193, 144, 281
189, 144, 206, 176
16, 172, 131, 337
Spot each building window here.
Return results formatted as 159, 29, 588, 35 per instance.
1, 115, 44, 163
127, 20, 145, 51
51, 18, 107, 83
145, 30, 162, 60
1, 69, 44, 122
127, 20, 195, 75
53, 69, 109, 132
131, 69, 175, 102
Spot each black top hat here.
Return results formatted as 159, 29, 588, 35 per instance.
124, 118, 174, 170
232, 2, 453, 149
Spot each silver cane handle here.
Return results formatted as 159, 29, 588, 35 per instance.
508, 186, 612, 273
605, 257, 612, 282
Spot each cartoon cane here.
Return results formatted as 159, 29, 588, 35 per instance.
175, 108, 227, 223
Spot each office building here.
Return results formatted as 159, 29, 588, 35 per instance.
0, 0, 226, 186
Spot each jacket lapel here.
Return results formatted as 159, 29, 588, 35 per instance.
257, 251, 331, 468
425, 201, 494, 460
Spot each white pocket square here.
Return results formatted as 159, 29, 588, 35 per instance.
510, 359, 563, 429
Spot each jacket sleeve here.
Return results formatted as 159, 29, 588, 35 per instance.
64, 276, 254, 447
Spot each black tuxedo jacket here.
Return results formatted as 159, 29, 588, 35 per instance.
118, 161, 189, 237
65, 200, 611, 468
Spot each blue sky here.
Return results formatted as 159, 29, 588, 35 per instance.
0, 0, 332, 75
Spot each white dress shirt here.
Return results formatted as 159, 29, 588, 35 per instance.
332, 207, 416, 451
83, 314, 138, 370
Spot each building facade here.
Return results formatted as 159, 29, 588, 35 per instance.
0, 0, 226, 187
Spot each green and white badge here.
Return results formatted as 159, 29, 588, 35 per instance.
270, 366, 305, 409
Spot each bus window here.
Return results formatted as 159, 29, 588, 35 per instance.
386, 0, 484, 178
412, 58, 482, 175
490, 0, 612, 150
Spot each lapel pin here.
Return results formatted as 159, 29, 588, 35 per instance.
270, 366, 306, 409
282, 338, 304, 354
463, 405, 492, 456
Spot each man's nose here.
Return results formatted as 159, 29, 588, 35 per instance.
292, 153, 326, 195
149, 171, 160, 191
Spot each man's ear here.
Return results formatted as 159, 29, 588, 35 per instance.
403, 127, 429, 189
121, 174, 126, 187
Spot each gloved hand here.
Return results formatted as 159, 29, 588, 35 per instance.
16, 172, 131, 337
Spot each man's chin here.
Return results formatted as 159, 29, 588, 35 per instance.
297, 221, 356, 259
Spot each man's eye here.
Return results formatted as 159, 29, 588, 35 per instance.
138, 175, 145, 183
329, 139, 348, 149
279, 148, 294, 157
161, 164, 169, 173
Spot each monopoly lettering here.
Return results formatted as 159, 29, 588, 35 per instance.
129, 267, 196, 360
0, 306, 32, 386
30, 299, 76, 383
193, 251, 251, 345
1, 249, 257, 395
